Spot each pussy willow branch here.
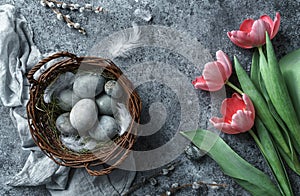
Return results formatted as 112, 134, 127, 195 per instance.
40, 0, 105, 35
161, 181, 227, 196
122, 161, 181, 196
52, 6, 86, 34
123, 160, 226, 196
45, 0, 104, 12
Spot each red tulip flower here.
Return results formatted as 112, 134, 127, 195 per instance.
210, 93, 255, 134
192, 50, 232, 91
227, 12, 280, 49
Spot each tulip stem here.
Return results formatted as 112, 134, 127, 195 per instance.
249, 129, 265, 155
226, 81, 244, 95
257, 46, 263, 56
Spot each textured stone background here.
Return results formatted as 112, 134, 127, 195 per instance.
0, 0, 300, 195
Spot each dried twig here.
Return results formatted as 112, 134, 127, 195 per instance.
122, 161, 180, 196
122, 159, 226, 196
161, 181, 227, 196
39, 0, 105, 35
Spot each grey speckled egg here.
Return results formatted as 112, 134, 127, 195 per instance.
89, 115, 119, 141
56, 113, 78, 135
70, 99, 98, 135
57, 89, 81, 111
43, 72, 75, 103
95, 94, 117, 115
73, 74, 105, 98
105, 80, 123, 98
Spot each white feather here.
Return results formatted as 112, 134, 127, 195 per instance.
60, 135, 97, 152
43, 72, 75, 103
109, 23, 141, 58
115, 103, 132, 136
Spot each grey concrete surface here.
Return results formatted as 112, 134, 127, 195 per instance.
0, 0, 300, 195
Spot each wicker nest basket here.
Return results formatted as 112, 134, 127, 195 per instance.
26, 51, 142, 176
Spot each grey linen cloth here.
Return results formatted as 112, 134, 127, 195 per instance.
1, 4, 135, 195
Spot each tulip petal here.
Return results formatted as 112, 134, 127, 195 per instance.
260, 15, 273, 27
222, 128, 242, 134
239, 19, 255, 32
242, 94, 255, 119
202, 62, 227, 91
192, 76, 210, 91
231, 110, 254, 132
227, 31, 255, 49
210, 117, 236, 133
210, 116, 224, 124
271, 12, 280, 39
216, 50, 232, 78
250, 19, 271, 46
233, 31, 254, 44
220, 93, 245, 123
260, 12, 280, 39
203, 62, 227, 81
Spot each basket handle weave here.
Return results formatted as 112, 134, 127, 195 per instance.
27, 51, 77, 84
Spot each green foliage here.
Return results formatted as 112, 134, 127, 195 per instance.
181, 130, 280, 196
279, 48, 300, 122
259, 34, 300, 153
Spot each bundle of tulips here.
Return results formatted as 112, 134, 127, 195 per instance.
182, 12, 300, 196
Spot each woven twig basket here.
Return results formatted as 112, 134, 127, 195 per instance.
26, 51, 142, 176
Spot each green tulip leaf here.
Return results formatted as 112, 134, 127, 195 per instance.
258, 74, 298, 158
258, 33, 300, 153
236, 55, 300, 174
234, 56, 292, 157
250, 49, 260, 90
181, 130, 280, 196
279, 48, 300, 122
256, 118, 293, 196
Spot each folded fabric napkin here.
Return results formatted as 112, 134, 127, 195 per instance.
0, 4, 135, 195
